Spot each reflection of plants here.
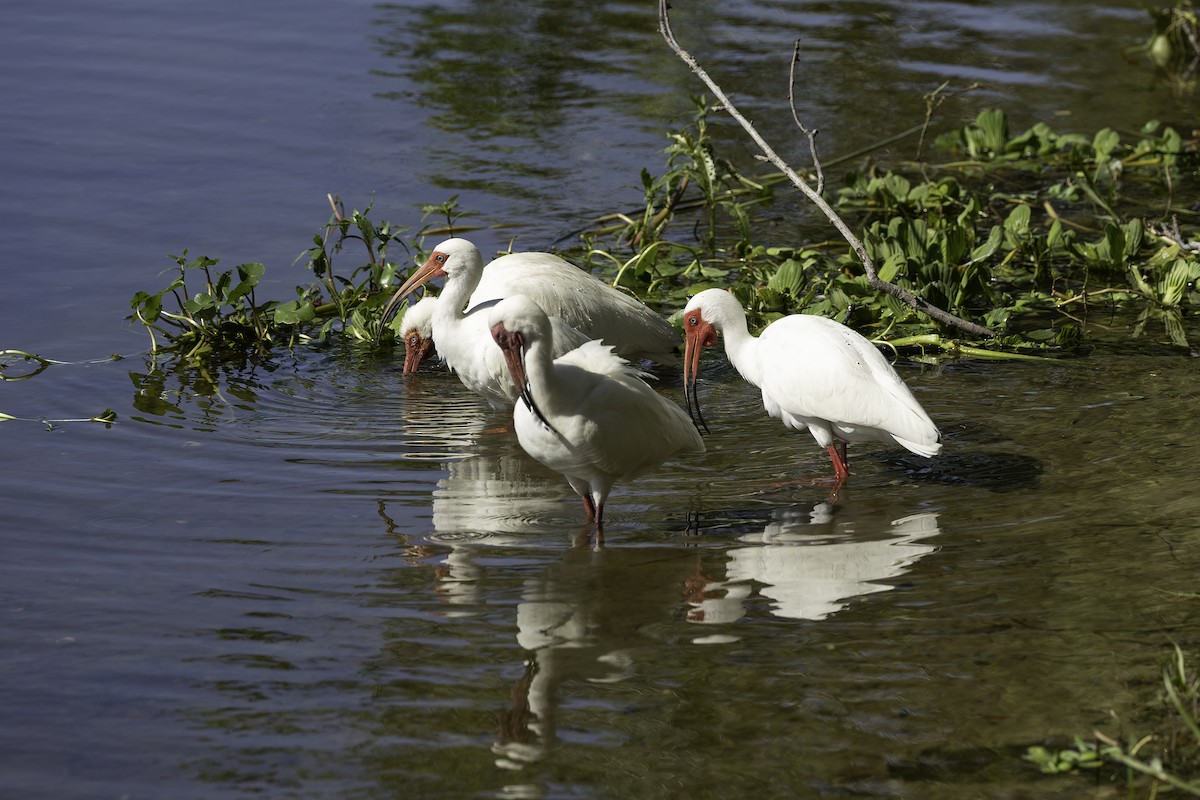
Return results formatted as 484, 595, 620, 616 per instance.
1025, 645, 1200, 797
1127, 1, 1200, 92
0, 349, 118, 428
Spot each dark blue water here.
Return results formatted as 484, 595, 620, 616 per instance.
3, 1, 1198, 798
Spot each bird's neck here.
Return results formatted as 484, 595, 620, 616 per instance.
522, 338, 557, 401
720, 315, 763, 387
428, 280, 480, 376
438, 275, 476, 319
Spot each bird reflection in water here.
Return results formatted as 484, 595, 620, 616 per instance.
687, 503, 940, 632
490, 546, 701, 772
427, 451, 571, 612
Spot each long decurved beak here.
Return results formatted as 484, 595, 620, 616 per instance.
492, 323, 559, 437
377, 253, 447, 343
682, 326, 712, 435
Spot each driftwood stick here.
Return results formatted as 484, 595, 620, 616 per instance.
658, 0, 995, 337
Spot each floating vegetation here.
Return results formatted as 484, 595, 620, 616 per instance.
130, 107, 1200, 363
1024, 645, 1200, 796
128, 1, 1200, 363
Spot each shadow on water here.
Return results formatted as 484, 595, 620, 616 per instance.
912, 450, 1043, 492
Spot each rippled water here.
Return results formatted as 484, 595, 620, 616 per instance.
4, 1, 1200, 798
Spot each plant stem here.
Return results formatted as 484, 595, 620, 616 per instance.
658, 0, 994, 338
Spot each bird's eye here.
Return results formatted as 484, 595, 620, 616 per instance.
687, 315, 698, 326
407, 334, 419, 346
435, 254, 446, 264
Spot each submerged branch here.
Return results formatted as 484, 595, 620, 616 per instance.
657, 0, 995, 337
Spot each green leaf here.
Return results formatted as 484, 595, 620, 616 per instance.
1004, 204, 1031, 237
184, 293, 215, 314
132, 292, 163, 324
1092, 127, 1120, 162
969, 226, 1003, 263
767, 258, 805, 295
237, 262, 266, 282
273, 299, 317, 325
878, 252, 906, 283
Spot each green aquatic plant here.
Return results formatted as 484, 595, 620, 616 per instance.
127, 194, 492, 362
130, 251, 275, 359
0, 350, 120, 429
0, 407, 117, 431
1025, 644, 1200, 797
1126, 0, 1200, 93
129, 98, 1200, 361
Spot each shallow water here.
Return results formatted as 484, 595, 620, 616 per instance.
3, 1, 1200, 798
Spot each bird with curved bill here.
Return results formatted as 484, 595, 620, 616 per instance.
681, 288, 940, 487
378, 238, 681, 402
489, 294, 704, 542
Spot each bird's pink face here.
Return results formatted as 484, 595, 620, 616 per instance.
401, 328, 436, 375
682, 308, 718, 386
682, 307, 718, 432
489, 320, 527, 392
380, 249, 450, 332
490, 319, 559, 435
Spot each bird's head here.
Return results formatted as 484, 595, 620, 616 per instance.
400, 295, 438, 375
680, 288, 740, 434
379, 238, 483, 334
488, 295, 557, 434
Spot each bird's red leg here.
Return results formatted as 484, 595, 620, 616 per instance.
593, 504, 605, 550
826, 443, 850, 483
581, 495, 597, 520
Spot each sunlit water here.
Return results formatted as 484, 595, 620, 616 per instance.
3, 1, 1200, 798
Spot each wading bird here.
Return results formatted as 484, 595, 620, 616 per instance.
380, 238, 681, 401
681, 288, 940, 485
396, 295, 437, 375
489, 294, 704, 536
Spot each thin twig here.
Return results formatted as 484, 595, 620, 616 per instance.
916, 81, 978, 160
788, 40, 824, 195
1148, 215, 1200, 252
658, 0, 994, 337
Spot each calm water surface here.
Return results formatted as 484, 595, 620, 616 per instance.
3, 1, 1199, 798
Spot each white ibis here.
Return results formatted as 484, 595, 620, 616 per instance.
381, 241, 594, 405
488, 294, 704, 533
397, 295, 437, 375
380, 238, 681, 392
681, 288, 940, 485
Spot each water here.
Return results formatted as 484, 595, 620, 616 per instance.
3, 1, 1199, 798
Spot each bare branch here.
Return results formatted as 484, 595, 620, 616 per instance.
1148, 215, 1200, 252
788, 40, 824, 196
658, 0, 995, 338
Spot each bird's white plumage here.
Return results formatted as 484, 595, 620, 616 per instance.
385, 239, 592, 406
399, 293, 437, 341
469, 249, 680, 365
383, 238, 681, 395
755, 314, 940, 455
682, 288, 940, 479
489, 294, 703, 527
